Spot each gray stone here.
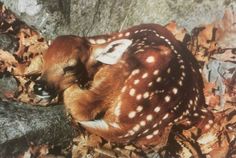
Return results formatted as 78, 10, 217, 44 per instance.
0, 74, 75, 157
0, 101, 75, 157
0, 74, 18, 99
0, 34, 18, 53
0, 0, 235, 39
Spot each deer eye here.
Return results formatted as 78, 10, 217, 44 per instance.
63, 66, 76, 72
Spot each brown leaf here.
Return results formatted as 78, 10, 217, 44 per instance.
24, 55, 43, 75
0, 49, 17, 72
197, 24, 215, 49
86, 134, 102, 147
165, 21, 187, 42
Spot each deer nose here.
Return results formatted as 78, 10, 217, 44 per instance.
33, 79, 56, 99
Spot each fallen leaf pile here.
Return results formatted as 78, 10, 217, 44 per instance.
165, 8, 236, 158
0, 3, 235, 158
0, 3, 59, 106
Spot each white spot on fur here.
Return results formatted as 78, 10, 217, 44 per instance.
131, 69, 140, 75
156, 77, 162, 82
136, 106, 143, 112
164, 96, 171, 102
136, 94, 142, 100
121, 86, 127, 93
163, 113, 169, 120
160, 36, 165, 39
172, 88, 178, 94
128, 111, 136, 118
201, 109, 208, 113
140, 120, 146, 126
125, 32, 130, 37
190, 100, 193, 105
96, 39, 106, 44
129, 88, 136, 96
142, 72, 148, 79
180, 65, 185, 69
143, 92, 149, 99
179, 80, 183, 86
143, 129, 149, 134
146, 114, 153, 121
133, 124, 140, 131
134, 79, 140, 85
118, 33, 123, 38
153, 123, 158, 128
153, 130, 159, 135
146, 134, 153, 139
167, 68, 171, 73
153, 70, 159, 75
148, 82, 153, 87
128, 130, 135, 135
146, 56, 155, 63
124, 133, 129, 137
186, 121, 191, 124
208, 120, 213, 124
89, 39, 96, 44
154, 106, 160, 113
174, 118, 179, 122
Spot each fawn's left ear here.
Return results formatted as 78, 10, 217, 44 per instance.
95, 39, 132, 64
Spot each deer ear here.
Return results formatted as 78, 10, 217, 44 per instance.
95, 39, 132, 64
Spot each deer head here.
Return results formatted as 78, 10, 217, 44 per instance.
33, 35, 91, 98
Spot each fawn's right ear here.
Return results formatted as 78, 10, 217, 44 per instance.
94, 39, 132, 65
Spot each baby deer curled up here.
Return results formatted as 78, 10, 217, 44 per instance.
35, 24, 214, 145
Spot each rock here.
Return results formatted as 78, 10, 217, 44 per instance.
0, 101, 76, 157
0, 34, 18, 53
0, 0, 235, 39
0, 73, 18, 99
0, 74, 75, 157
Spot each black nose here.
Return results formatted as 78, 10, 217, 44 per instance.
33, 80, 55, 99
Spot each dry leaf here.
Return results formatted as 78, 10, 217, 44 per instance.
0, 49, 17, 72
197, 24, 215, 49
165, 21, 187, 42
24, 55, 43, 75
